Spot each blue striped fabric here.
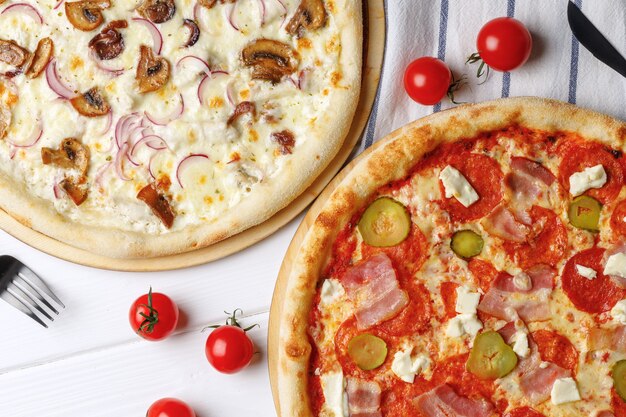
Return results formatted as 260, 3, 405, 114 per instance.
356, 0, 626, 156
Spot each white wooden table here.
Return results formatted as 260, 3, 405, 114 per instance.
0, 214, 302, 416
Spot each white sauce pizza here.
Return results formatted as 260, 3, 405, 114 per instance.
0, 0, 361, 257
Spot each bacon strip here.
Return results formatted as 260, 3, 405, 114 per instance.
341, 253, 408, 330
482, 205, 529, 242
478, 264, 555, 322
346, 378, 382, 417
414, 384, 494, 417
588, 325, 626, 352
603, 243, 626, 288
510, 157, 556, 186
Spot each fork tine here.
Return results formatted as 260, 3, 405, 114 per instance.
17, 265, 64, 308
13, 276, 59, 315
7, 284, 54, 322
0, 291, 48, 328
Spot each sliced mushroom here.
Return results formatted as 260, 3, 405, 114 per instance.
242, 39, 298, 83
136, 45, 170, 93
60, 178, 89, 206
65, 0, 111, 32
25, 38, 54, 79
41, 138, 91, 180
227, 101, 256, 125
70, 87, 111, 117
137, 182, 175, 228
286, 0, 327, 37
137, 0, 176, 24
272, 130, 295, 154
182, 19, 200, 48
0, 39, 30, 67
89, 20, 127, 60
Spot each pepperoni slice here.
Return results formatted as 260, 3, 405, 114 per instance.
504, 407, 546, 417
440, 281, 459, 320
611, 200, 626, 238
438, 152, 504, 222
531, 329, 578, 372
558, 140, 624, 204
374, 279, 432, 337
503, 206, 567, 269
562, 247, 626, 313
468, 258, 500, 292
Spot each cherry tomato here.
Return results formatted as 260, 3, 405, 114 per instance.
129, 287, 179, 341
476, 17, 532, 72
205, 310, 256, 374
403, 57, 451, 105
147, 398, 196, 417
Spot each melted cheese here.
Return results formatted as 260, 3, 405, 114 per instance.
0, 0, 345, 232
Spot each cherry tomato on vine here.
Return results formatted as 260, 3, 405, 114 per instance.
129, 287, 179, 341
473, 17, 532, 73
403, 57, 452, 105
205, 309, 257, 374
147, 398, 196, 417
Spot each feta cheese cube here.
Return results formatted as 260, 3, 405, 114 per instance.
455, 286, 481, 314
510, 331, 530, 358
391, 348, 430, 383
575, 264, 597, 280
439, 165, 479, 207
320, 372, 347, 417
513, 272, 532, 291
612, 299, 626, 325
551, 377, 581, 405
569, 165, 607, 196
604, 252, 626, 279
446, 313, 483, 337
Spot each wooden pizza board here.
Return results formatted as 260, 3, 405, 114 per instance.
0, 0, 386, 272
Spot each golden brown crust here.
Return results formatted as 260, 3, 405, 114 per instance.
275, 97, 626, 416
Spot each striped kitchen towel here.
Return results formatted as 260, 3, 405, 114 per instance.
357, 0, 626, 155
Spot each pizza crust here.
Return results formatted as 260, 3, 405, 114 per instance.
275, 97, 626, 416
0, 0, 363, 259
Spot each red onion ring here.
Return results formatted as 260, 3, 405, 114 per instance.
115, 113, 140, 148
132, 18, 163, 55
131, 134, 169, 157
176, 154, 209, 188
95, 162, 112, 189
89, 50, 125, 76
226, 2, 240, 31
1, 3, 44, 24
45, 59, 76, 100
9, 147, 17, 160
145, 93, 185, 126
53, 0, 65, 10
257, 0, 266, 25
7, 119, 43, 148
96, 111, 113, 137
176, 55, 212, 77
197, 71, 230, 105
115, 143, 131, 181
53, 182, 62, 199
225, 78, 236, 107
148, 151, 164, 180
273, 0, 287, 26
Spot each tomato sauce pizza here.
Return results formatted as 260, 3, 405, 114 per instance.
276, 98, 626, 417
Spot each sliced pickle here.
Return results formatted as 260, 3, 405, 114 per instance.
451, 230, 484, 258
568, 195, 602, 232
613, 360, 626, 401
467, 331, 518, 380
357, 197, 411, 247
347, 333, 387, 371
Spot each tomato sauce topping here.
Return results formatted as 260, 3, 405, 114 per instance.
503, 206, 567, 269
612, 388, 626, 417
504, 406, 546, 417
562, 247, 626, 313
531, 329, 579, 372
439, 281, 459, 320
557, 139, 624, 204
468, 258, 500, 292
437, 152, 504, 222
611, 199, 626, 238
